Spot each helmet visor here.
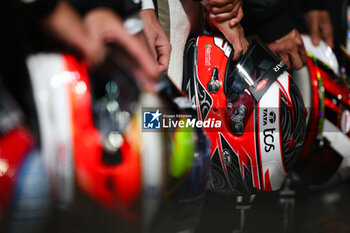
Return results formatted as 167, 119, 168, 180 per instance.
225, 40, 287, 102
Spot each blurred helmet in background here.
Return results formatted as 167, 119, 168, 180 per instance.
292, 35, 350, 185
26, 52, 210, 232
0, 86, 51, 233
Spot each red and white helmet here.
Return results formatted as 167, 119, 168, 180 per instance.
183, 35, 306, 195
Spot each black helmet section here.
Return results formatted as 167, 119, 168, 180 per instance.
90, 52, 140, 167
224, 40, 287, 102
280, 79, 307, 172
294, 137, 343, 185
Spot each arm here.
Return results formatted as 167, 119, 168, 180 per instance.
201, 0, 243, 26
47, 0, 160, 89
202, 0, 249, 60
243, 0, 295, 43
83, 8, 160, 90
302, 0, 333, 48
43, 0, 105, 67
243, 0, 307, 70
267, 29, 308, 69
140, 9, 171, 73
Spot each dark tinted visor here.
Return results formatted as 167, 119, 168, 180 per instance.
225, 40, 287, 102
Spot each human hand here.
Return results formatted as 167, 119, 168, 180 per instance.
202, 0, 243, 27
268, 29, 308, 70
84, 8, 160, 91
304, 10, 333, 48
42, 0, 105, 67
139, 9, 171, 73
208, 17, 248, 60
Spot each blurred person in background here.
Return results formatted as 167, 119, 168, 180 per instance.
242, 0, 334, 70
325, 0, 349, 70
67, 0, 169, 87
140, 0, 172, 74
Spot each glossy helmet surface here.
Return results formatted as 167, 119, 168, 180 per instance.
183, 35, 306, 195
26, 52, 210, 229
292, 35, 350, 185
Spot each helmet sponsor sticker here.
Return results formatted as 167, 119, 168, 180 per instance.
205, 44, 212, 66
249, 61, 287, 101
261, 108, 278, 153
255, 78, 268, 92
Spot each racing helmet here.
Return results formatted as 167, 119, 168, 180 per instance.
292, 35, 350, 185
183, 35, 306, 195
26, 52, 210, 230
0, 86, 51, 233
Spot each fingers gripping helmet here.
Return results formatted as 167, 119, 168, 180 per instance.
183, 36, 306, 195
